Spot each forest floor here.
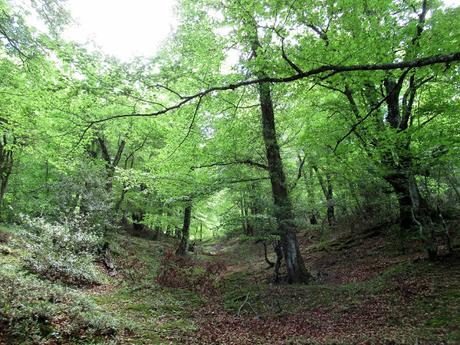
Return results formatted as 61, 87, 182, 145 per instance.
98, 225, 460, 345
1, 224, 460, 344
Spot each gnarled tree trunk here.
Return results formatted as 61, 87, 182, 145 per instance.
257, 80, 312, 284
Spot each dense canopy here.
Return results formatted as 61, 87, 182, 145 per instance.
0, 0, 459, 344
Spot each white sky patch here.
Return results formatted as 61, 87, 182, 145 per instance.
13, 0, 460, 61
221, 48, 240, 75
63, 0, 177, 61
443, 0, 460, 7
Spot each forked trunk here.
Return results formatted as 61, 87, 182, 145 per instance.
384, 153, 433, 232
386, 173, 415, 230
258, 81, 311, 284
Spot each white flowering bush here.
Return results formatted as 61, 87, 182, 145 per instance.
0, 263, 120, 344
20, 215, 104, 286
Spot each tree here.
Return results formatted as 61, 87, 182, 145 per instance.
2, 0, 459, 283
176, 200, 192, 255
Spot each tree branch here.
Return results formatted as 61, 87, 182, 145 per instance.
78, 52, 460, 137
191, 159, 269, 171
290, 153, 307, 191
155, 84, 185, 99
112, 139, 126, 167
97, 137, 111, 164
124, 135, 149, 168
165, 95, 204, 159
333, 91, 392, 152
306, 24, 329, 45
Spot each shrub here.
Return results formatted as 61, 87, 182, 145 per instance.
0, 263, 120, 344
6, 161, 116, 233
19, 215, 104, 286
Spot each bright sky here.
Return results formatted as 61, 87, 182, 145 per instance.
59, 0, 459, 61
63, 0, 177, 61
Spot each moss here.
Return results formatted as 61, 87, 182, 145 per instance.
92, 233, 204, 344
92, 285, 202, 344
415, 288, 460, 342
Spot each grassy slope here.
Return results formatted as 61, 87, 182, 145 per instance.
1, 224, 459, 344
0, 227, 202, 345
92, 235, 203, 344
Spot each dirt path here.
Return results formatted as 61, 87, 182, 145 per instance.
180, 237, 460, 345
89, 234, 460, 345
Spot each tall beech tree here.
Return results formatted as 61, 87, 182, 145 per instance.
74, 0, 459, 275
245, 18, 312, 282
1, 0, 459, 282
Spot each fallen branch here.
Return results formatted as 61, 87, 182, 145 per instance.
237, 292, 259, 317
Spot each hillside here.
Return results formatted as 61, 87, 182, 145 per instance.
1, 0, 460, 344
1, 224, 459, 345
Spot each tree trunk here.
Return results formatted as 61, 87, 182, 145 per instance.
114, 185, 127, 212
303, 166, 319, 224
248, 182, 260, 234
240, 191, 249, 235
382, 77, 427, 231
257, 81, 311, 284
246, 21, 311, 283
325, 174, 335, 226
385, 172, 415, 230
97, 137, 126, 193
313, 166, 335, 226
0, 135, 13, 214
132, 211, 146, 232
176, 202, 192, 255
385, 157, 434, 232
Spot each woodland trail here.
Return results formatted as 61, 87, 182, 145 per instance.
1, 226, 459, 345
95, 232, 460, 345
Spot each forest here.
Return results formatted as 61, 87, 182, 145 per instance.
0, 0, 459, 344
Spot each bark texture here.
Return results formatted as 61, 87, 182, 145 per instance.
257, 80, 311, 283
0, 134, 13, 212
176, 202, 192, 255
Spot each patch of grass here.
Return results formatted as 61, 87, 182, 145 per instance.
221, 269, 345, 317
220, 252, 459, 324
412, 287, 460, 343
93, 278, 202, 344
221, 271, 260, 312
90, 233, 204, 344
0, 223, 17, 234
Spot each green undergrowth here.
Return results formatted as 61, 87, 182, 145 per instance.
3, 223, 459, 344
220, 269, 375, 317
19, 216, 108, 287
220, 256, 448, 311
417, 288, 460, 342
0, 227, 121, 344
96, 233, 204, 344
93, 286, 201, 344
0, 226, 203, 344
